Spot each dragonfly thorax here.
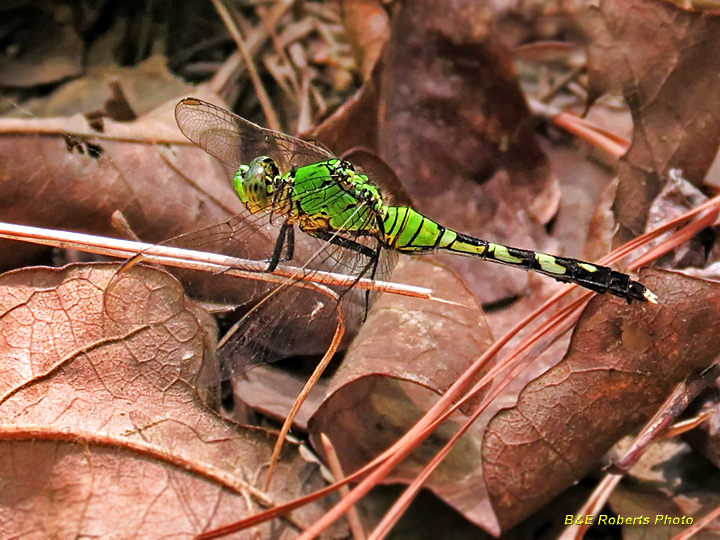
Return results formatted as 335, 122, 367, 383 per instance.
233, 156, 281, 212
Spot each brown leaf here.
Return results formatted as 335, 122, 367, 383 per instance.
341, 0, 390, 80
306, 68, 381, 156
45, 56, 194, 119
583, 0, 720, 244
379, 0, 554, 201
418, 169, 560, 304
608, 438, 720, 536
377, 0, 558, 303
0, 263, 340, 539
308, 63, 415, 207
0, 88, 241, 272
308, 258, 498, 528
482, 268, 720, 530
544, 144, 617, 262
233, 367, 328, 430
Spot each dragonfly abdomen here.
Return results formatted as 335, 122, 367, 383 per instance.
382, 206, 655, 303
382, 206, 455, 253
449, 231, 656, 303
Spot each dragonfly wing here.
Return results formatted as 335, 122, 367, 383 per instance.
108, 206, 389, 387
110, 185, 393, 389
105, 209, 288, 325
268, 130, 336, 172
175, 98, 246, 168
205, 228, 398, 385
173, 98, 399, 386
175, 98, 334, 173
315, 231, 398, 325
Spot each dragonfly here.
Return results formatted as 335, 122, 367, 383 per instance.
173, 98, 657, 379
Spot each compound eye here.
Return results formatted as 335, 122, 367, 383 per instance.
249, 163, 265, 180
259, 156, 279, 178
244, 161, 269, 204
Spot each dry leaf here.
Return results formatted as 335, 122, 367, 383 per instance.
483, 268, 720, 530
0, 263, 341, 539
341, 0, 390, 80
0, 87, 240, 272
309, 258, 497, 527
377, 0, 558, 303
583, 0, 720, 244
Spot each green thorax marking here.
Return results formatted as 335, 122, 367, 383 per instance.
234, 158, 385, 234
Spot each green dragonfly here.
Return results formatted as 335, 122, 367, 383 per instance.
174, 98, 656, 377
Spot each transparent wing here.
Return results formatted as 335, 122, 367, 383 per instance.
171, 98, 399, 387
201, 224, 399, 387
175, 98, 334, 173
108, 198, 397, 387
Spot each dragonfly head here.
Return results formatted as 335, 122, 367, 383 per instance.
234, 156, 280, 211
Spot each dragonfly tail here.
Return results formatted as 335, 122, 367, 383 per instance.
447, 232, 656, 303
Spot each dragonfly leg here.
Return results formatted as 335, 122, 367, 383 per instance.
312, 230, 382, 322
362, 244, 383, 321
311, 230, 376, 259
266, 221, 293, 272
285, 225, 294, 262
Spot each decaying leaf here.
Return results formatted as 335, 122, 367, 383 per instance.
309, 258, 497, 528
0, 263, 342, 539
341, 0, 390, 81
377, 0, 559, 304
483, 268, 720, 530
0, 87, 241, 272
4, 1, 720, 537
583, 0, 720, 245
